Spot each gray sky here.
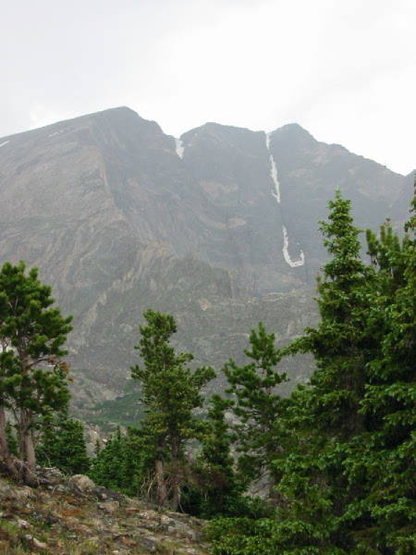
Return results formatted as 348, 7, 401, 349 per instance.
1, 0, 415, 174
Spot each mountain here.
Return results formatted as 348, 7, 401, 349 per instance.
0, 107, 412, 425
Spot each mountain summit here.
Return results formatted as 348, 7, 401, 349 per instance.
0, 107, 412, 423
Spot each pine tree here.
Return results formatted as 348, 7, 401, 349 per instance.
347, 187, 416, 551
89, 426, 153, 497
182, 394, 247, 518
272, 192, 376, 549
208, 192, 372, 551
131, 309, 215, 509
208, 187, 416, 552
36, 414, 90, 475
297, 191, 374, 439
89, 428, 128, 491
277, 189, 416, 551
223, 322, 287, 482
0, 261, 72, 482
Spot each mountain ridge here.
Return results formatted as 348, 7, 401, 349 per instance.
1, 107, 406, 179
0, 106, 412, 426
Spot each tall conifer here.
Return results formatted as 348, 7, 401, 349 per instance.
131, 309, 215, 509
0, 261, 72, 482
224, 323, 286, 482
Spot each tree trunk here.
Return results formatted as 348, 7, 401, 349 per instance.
22, 431, 36, 468
170, 438, 182, 511
0, 405, 19, 479
155, 459, 168, 507
16, 410, 38, 485
19, 409, 36, 467
171, 475, 181, 512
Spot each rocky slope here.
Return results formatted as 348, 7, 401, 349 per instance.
0, 471, 208, 553
0, 107, 412, 425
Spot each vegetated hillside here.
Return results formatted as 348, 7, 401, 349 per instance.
0, 471, 208, 553
0, 107, 411, 425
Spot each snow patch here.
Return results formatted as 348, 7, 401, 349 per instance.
265, 133, 280, 204
175, 138, 185, 159
0, 140, 10, 148
265, 132, 304, 268
282, 225, 305, 268
48, 128, 67, 138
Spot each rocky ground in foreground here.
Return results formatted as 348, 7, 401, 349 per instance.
0, 471, 209, 554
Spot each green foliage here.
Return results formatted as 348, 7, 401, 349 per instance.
206, 515, 346, 554
36, 414, 90, 474
0, 262, 72, 415
279, 189, 416, 551
88, 428, 128, 491
88, 382, 143, 431
212, 187, 416, 552
131, 310, 215, 459
181, 394, 250, 518
289, 191, 373, 439
5, 423, 18, 456
245, 192, 374, 550
349, 187, 416, 551
0, 261, 72, 470
90, 310, 217, 508
130, 309, 215, 508
223, 322, 287, 480
89, 427, 147, 496
1, 188, 410, 552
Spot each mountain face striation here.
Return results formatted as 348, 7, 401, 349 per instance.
0, 107, 412, 424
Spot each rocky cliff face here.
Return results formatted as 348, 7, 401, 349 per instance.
0, 107, 411, 424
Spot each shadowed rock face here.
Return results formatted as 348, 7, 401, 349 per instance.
0, 107, 412, 423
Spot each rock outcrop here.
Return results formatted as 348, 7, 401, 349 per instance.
0, 471, 208, 553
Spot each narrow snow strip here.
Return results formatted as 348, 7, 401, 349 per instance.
266, 132, 304, 267
282, 225, 305, 268
48, 131, 60, 138
265, 133, 280, 203
175, 138, 185, 159
265, 133, 271, 150
269, 156, 281, 203
0, 140, 10, 148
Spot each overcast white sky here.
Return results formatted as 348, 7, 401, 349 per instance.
1, 0, 415, 174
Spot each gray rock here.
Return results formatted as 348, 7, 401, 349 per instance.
0, 106, 411, 427
98, 500, 120, 513
16, 518, 31, 529
23, 534, 48, 550
69, 474, 96, 492
137, 535, 158, 552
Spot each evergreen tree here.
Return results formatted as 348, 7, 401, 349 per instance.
345, 188, 416, 551
88, 428, 123, 490
208, 188, 416, 552
275, 189, 416, 551
270, 192, 376, 550
292, 190, 373, 439
0, 261, 72, 482
5, 422, 18, 456
89, 426, 157, 497
36, 414, 90, 475
131, 309, 215, 509
223, 322, 287, 482
182, 395, 247, 518
208, 192, 379, 551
